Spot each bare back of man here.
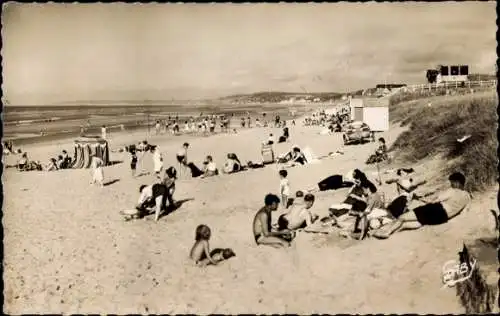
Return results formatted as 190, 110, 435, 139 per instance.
253, 208, 291, 248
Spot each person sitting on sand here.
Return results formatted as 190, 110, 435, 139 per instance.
366, 137, 389, 164
56, 155, 65, 169
223, 153, 242, 174
190, 225, 235, 266
334, 178, 385, 232
328, 169, 375, 217
17, 153, 29, 171
136, 183, 169, 222
46, 158, 58, 171
61, 150, 72, 169
190, 224, 218, 266
278, 193, 318, 231
372, 172, 471, 239
290, 146, 307, 165
3, 141, 13, 155
253, 194, 295, 248
202, 155, 218, 177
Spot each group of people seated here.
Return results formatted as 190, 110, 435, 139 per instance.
3, 141, 14, 155
277, 145, 307, 165
46, 150, 73, 171
252, 167, 472, 247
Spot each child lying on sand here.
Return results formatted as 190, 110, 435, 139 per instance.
190, 225, 235, 266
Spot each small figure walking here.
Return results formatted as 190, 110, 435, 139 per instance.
130, 149, 138, 177
90, 154, 104, 188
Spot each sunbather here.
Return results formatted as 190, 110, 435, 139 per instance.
372, 172, 471, 239
277, 193, 318, 231
384, 168, 427, 218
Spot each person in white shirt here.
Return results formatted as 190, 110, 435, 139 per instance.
279, 169, 291, 208
278, 193, 318, 230
90, 155, 105, 188
373, 172, 471, 239
151, 146, 163, 177
202, 155, 218, 177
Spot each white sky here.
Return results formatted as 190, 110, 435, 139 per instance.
2, 2, 496, 104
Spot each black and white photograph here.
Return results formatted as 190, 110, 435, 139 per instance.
1, 2, 498, 314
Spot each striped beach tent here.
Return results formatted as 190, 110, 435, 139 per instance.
72, 136, 110, 168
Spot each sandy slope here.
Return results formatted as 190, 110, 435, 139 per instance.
2, 122, 496, 314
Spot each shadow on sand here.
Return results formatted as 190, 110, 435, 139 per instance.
159, 198, 195, 219
103, 179, 121, 187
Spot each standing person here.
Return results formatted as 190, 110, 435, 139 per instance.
155, 120, 161, 135
247, 116, 251, 128
152, 146, 163, 178
176, 143, 189, 178
90, 154, 105, 188
101, 125, 107, 140
253, 194, 294, 248
130, 149, 138, 177
279, 169, 291, 208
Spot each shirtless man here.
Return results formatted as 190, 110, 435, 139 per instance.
372, 172, 471, 239
253, 194, 294, 248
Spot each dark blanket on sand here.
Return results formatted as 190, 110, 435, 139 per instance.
187, 162, 204, 178
318, 175, 354, 191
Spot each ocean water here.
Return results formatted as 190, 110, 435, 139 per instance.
2, 103, 302, 144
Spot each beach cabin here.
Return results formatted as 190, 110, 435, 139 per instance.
349, 97, 389, 132
349, 98, 364, 122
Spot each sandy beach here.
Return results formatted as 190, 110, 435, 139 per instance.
3, 119, 496, 314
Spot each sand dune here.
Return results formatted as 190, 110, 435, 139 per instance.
3, 122, 496, 314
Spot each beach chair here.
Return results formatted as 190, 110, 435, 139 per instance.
261, 143, 275, 164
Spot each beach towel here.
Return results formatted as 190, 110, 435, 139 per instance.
319, 128, 331, 135
302, 147, 320, 164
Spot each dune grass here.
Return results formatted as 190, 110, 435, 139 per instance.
388, 89, 498, 192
